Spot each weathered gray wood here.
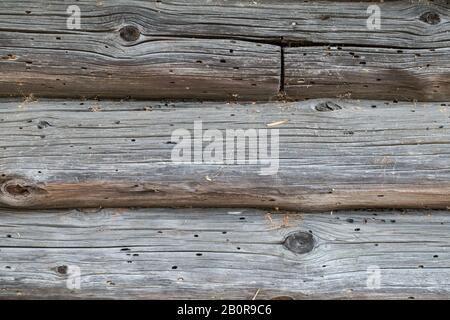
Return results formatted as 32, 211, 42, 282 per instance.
0, 208, 449, 299
2, 99, 450, 211
0, 34, 280, 100
0, 0, 448, 48
285, 46, 450, 101
1, 0, 449, 100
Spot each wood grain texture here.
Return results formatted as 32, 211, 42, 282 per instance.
284, 46, 450, 101
0, 208, 449, 299
1, 98, 450, 211
0, 33, 280, 100
0, 0, 448, 48
1, 0, 449, 100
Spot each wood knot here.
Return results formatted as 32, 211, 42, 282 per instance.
420, 12, 441, 25
56, 265, 68, 275
315, 101, 342, 112
283, 231, 315, 254
119, 25, 141, 42
2, 180, 34, 198
37, 120, 52, 129
0, 179, 47, 207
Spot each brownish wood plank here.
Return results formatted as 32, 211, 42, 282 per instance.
284, 46, 450, 101
0, 35, 280, 100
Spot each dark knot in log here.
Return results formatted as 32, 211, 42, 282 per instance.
119, 25, 141, 42
0, 179, 47, 207
315, 101, 342, 112
283, 231, 315, 254
420, 12, 441, 25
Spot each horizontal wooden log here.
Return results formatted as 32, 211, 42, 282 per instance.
0, 34, 280, 100
0, 0, 448, 48
284, 46, 450, 101
1, 99, 450, 210
1, 1, 449, 100
0, 208, 449, 299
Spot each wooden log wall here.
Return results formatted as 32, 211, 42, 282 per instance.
1, 0, 450, 300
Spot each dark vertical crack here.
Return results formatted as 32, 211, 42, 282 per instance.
279, 45, 285, 95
